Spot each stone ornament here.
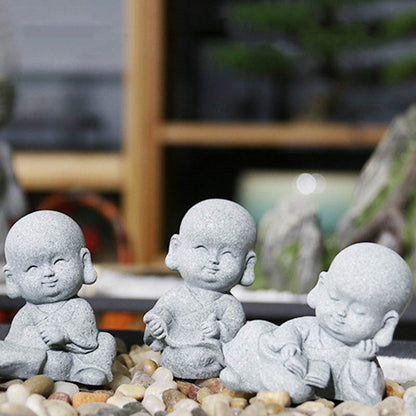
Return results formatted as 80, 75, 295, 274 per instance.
220, 242, 413, 405
0, 210, 116, 385
144, 199, 257, 379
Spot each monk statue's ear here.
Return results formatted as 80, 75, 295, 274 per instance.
307, 271, 327, 309
240, 250, 257, 287
165, 234, 181, 271
374, 310, 399, 348
4, 265, 20, 298
80, 247, 97, 285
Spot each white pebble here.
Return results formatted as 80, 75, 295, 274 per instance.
144, 380, 177, 402
26, 394, 48, 416
170, 410, 192, 416
106, 393, 136, 408
43, 399, 78, 416
6, 383, 30, 405
202, 394, 232, 415
152, 366, 174, 382
142, 394, 166, 415
52, 381, 79, 399
174, 398, 200, 412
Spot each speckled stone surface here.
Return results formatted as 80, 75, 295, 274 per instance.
0, 210, 116, 385
220, 242, 414, 405
144, 199, 257, 379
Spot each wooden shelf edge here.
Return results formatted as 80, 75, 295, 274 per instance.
14, 151, 123, 192
158, 121, 387, 148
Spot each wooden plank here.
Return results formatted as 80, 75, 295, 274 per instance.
158, 122, 387, 148
122, 0, 165, 263
14, 151, 122, 191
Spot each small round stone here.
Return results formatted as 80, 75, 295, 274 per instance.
255, 390, 291, 408
202, 393, 232, 415
196, 378, 224, 394
117, 353, 135, 369
174, 398, 200, 413
97, 405, 130, 416
76, 402, 112, 416
333, 401, 378, 416
26, 393, 48, 416
53, 381, 80, 399
113, 360, 132, 378
240, 401, 267, 416
197, 387, 212, 403
116, 383, 146, 400
0, 379, 23, 391
0, 402, 37, 416
312, 408, 335, 416
131, 370, 154, 388
72, 391, 111, 408
230, 397, 247, 410
162, 388, 187, 412
106, 393, 137, 408
385, 379, 405, 398
48, 392, 72, 403
23, 375, 54, 396
296, 400, 327, 414
143, 359, 159, 376
109, 374, 132, 391
6, 383, 30, 405
144, 380, 177, 402
44, 399, 78, 416
315, 398, 335, 409
122, 400, 151, 414
373, 396, 405, 416
152, 367, 174, 382
142, 394, 166, 414
191, 408, 209, 416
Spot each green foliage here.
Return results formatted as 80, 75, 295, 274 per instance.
383, 10, 416, 39
213, 0, 416, 84
229, 2, 313, 33
355, 150, 414, 228
382, 54, 416, 84
276, 241, 300, 293
210, 42, 293, 77
322, 233, 339, 271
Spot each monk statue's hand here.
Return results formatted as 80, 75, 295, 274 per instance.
144, 314, 168, 340
351, 339, 378, 360
281, 344, 308, 378
37, 322, 68, 348
201, 313, 220, 339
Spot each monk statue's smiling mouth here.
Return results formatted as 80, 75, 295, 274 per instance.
42, 281, 58, 287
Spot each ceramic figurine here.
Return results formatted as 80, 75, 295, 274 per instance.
220, 242, 413, 405
0, 210, 116, 385
144, 199, 257, 379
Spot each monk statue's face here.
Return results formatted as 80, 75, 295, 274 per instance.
175, 222, 249, 293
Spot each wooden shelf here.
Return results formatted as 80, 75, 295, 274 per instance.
158, 122, 386, 148
10, 1, 387, 264
13, 151, 123, 192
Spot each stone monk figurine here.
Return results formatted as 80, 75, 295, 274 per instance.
144, 199, 257, 379
0, 210, 116, 385
221, 242, 413, 405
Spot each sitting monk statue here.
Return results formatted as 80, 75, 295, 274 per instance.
0, 210, 116, 385
144, 199, 257, 379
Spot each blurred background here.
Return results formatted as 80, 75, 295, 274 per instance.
1, 0, 416, 330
